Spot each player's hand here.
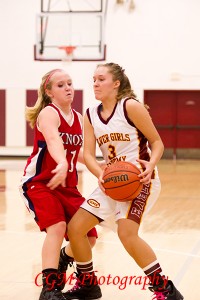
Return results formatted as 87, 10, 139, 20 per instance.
136, 159, 154, 184
47, 161, 68, 190
98, 172, 105, 193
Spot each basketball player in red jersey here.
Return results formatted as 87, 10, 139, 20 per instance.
19, 69, 102, 300
63, 63, 184, 300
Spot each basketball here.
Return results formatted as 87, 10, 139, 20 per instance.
102, 161, 143, 202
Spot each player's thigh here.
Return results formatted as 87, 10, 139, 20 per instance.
81, 187, 116, 221
24, 182, 66, 230
57, 187, 86, 220
68, 208, 99, 236
57, 187, 99, 239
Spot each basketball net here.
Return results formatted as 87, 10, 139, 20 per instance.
58, 46, 76, 65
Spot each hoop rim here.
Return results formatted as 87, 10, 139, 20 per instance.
58, 45, 76, 55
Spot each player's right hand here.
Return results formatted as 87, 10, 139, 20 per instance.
47, 161, 68, 190
98, 172, 105, 193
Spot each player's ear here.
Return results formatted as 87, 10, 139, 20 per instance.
45, 89, 53, 98
114, 80, 120, 89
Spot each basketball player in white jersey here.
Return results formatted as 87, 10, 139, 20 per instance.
63, 63, 184, 300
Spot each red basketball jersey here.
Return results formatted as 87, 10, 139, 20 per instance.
21, 104, 83, 187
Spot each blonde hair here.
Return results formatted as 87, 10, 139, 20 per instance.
25, 69, 62, 128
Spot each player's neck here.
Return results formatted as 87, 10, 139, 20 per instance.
52, 102, 72, 116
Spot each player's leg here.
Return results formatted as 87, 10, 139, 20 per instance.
66, 186, 116, 263
118, 218, 183, 299
58, 235, 97, 290
57, 244, 74, 290
42, 221, 67, 270
40, 222, 67, 300
57, 187, 98, 291
116, 180, 183, 299
62, 187, 116, 299
63, 208, 102, 300
22, 182, 66, 300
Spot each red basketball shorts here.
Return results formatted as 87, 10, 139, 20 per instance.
20, 181, 97, 238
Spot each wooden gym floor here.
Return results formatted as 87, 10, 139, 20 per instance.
0, 158, 199, 300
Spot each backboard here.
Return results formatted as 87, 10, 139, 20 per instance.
34, 0, 107, 61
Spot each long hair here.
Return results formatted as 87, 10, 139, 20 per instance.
96, 62, 137, 101
25, 69, 62, 128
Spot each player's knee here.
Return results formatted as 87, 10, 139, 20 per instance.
117, 219, 139, 243
67, 220, 81, 239
55, 221, 66, 235
117, 226, 138, 244
47, 221, 66, 237
117, 227, 129, 242
88, 236, 96, 248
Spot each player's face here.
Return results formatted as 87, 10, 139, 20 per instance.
49, 71, 74, 106
93, 66, 119, 101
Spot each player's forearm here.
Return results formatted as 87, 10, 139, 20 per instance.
84, 152, 103, 178
47, 137, 66, 165
149, 140, 164, 167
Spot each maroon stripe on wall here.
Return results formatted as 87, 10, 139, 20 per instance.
73, 90, 83, 114
0, 90, 6, 146
26, 90, 38, 146
26, 90, 83, 146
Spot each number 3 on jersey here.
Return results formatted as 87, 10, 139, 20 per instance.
108, 145, 117, 160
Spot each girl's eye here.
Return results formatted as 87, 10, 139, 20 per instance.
93, 78, 104, 83
57, 82, 72, 88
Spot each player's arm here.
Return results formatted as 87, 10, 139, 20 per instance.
126, 99, 164, 183
83, 113, 104, 179
77, 111, 106, 168
38, 107, 68, 189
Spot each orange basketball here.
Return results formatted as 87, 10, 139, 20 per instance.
102, 161, 143, 202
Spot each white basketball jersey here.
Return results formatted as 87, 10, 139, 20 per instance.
87, 97, 159, 178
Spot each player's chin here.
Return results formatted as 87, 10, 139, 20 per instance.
65, 95, 73, 99
94, 92, 101, 100
65, 97, 73, 103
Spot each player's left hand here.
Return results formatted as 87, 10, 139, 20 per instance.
136, 158, 154, 184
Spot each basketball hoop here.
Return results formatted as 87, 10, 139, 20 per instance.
58, 45, 76, 64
